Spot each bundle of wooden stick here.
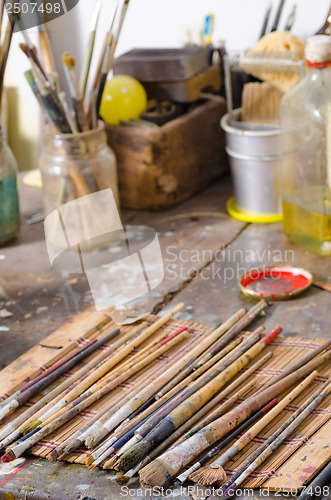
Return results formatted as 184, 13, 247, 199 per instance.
1, 299, 331, 496
20, 0, 129, 134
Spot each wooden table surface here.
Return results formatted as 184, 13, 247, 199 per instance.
0, 174, 330, 499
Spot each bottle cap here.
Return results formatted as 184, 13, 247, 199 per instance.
305, 35, 331, 63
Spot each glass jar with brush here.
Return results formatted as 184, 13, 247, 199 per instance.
0, 126, 20, 245
40, 121, 119, 217
280, 35, 331, 255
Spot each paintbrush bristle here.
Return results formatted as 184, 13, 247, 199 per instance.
118, 441, 152, 473
139, 459, 175, 487
189, 465, 226, 485
103, 455, 117, 470
116, 474, 130, 486
113, 459, 121, 471
19, 42, 30, 57
22, 420, 41, 435
85, 427, 107, 450
89, 464, 98, 471
62, 52, 76, 68
63, 438, 81, 454
49, 448, 62, 462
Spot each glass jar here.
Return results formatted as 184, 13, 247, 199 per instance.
40, 121, 119, 217
280, 35, 331, 255
0, 126, 20, 245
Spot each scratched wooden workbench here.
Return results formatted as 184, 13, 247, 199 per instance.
0, 174, 330, 500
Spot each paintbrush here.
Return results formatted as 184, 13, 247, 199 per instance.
52, 333, 197, 459
220, 377, 331, 494
188, 370, 318, 485
259, 0, 272, 38
284, 3, 297, 31
0, 10, 16, 106
96, 0, 130, 114
138, 349, 331, 487
62, 52, 89, 132
58, 91, 78, 134
222, 379, 331, 496
38, 23, 56, 74
0, 313, 112, 404
115, 381, 258, 484
185, 400, 278, 486
0, 327, 120, 423
297, 460, 331, 500
271, 0, 286, 32
155, 300, 267, 399
119, 327, 282, 473
30, 304, 185, 426
255, 338, 331, 396
0, 323, 143, 447
110, 381, 257, 478
81, 307, 247, 449
80, 0, 103, 100
28, 325, 189, 436
176, 353, 272, 445
85, 331, 261, 451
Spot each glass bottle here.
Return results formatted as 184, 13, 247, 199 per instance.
280, 35, 331, 255
40, 121, 119, 217
0, 126, 20, 245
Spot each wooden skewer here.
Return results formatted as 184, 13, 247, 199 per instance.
188, 370, 318, 485
138, 349, 331, 487
222, 379, 331, 496
119, 328, 282, 473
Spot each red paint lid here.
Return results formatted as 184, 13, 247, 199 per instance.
239, 267, 313, 300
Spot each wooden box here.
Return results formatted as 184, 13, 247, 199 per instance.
106, 95, 228, 211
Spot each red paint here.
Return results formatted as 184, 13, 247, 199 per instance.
240, 267, 312, 299
1, 451, 15, 463
262, 327, 282, 346
159, 327, 188, 346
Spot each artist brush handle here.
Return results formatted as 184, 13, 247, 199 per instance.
73, 98, 89, 132
221, 378, 331, 493
225, 388, 331, 495
206, 399, 278, 468
96, 73, 107, 117
43, 94, 72, 133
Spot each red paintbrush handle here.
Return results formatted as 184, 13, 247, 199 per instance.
262, 327, 282, 346
261, 398, 278, 413
159, 327, 188, 346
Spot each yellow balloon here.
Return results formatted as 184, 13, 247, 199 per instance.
100, 75, 148, 126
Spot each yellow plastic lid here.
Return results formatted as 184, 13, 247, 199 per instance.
227, 197, 283, 224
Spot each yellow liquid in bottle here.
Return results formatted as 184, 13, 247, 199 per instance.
283, 187, 331, 255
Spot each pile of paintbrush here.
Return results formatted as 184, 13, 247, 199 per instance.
0, 1, 19, 116
1, 298, 331, 497
21, 0, 129, 134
